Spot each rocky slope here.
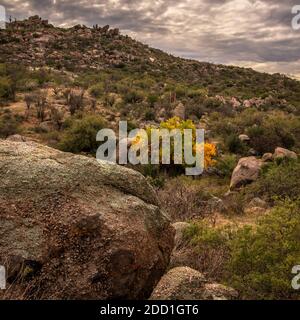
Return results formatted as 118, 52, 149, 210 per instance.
1, 16, 300, 106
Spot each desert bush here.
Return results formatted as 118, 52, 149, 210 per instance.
209, 113, 237, 137
50, 106, 64, 130
131, 117, 217, 175
24, 94, 35, 111
187, 88, 207, 99
104, 93, 116, 107
246, 159, 300, 201
144, 109, 156, 121
59, 115, 106, 154
124, 89, 143, 103
158, 177, 214, 221
222, 191, 245, 216
225, 134, 246, 154
89, 83, 103, 98
184, 221, 233, 280
174, 85, 187, 98
185, 101, 207, 120
147, 94, 158, 107
31, 68, 51, 86
0, 113, 21, 138
215, 154, 237, 178
225, 199, 300, 299
34, 93, 47, 122
154, 172, 228, 221
186, 199, 300, 299
210, 110, 300, 154
68, 90, 85, 115
247, 124, 295, 155
1, 64, 25, 101
0, 77, 13, 99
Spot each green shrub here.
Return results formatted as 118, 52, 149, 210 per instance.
0, 113, 20, 138
104, 93, 116, 107
225, 134, 246, 154
184, 221, 233, 279
215, 154, 237, 178
144, 109, 156, 121
124, 90, 144, 103
174, 85, 186, 98
59, 115, 106, 154
0, 77, 13, 99
226, 199, 300, 299
246, 160, 300, 201
247, 124, 295, 155
147, 94, 158, 107
186, 199, 300, 299
89, 83, 104, 98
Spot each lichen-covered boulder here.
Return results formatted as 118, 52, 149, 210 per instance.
0, 140, 174, 299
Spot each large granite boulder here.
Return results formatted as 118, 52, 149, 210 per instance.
0, 139, 174, 299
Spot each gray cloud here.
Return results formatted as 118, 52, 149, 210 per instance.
1, 0, 300, 78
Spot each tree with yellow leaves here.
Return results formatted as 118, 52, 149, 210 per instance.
132, 116, 217, 174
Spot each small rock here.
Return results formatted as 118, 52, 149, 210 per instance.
262, 153, 273, 162
207, 197, 225, 213
273, 147, 297, 160
6, 134, 28, 142
245, 197, 268, 214
248, 148, 258, 156
248, 197, 268, 209
38, 121, 54, 133
238, 134, 250, 142
202, 283, 239, 300
150, 267, 238, 300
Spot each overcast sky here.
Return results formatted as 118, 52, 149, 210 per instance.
1, 0, 300, 78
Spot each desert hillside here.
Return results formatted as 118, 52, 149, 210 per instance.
0, 16, 300, 300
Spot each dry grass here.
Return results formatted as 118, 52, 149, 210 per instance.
158, 176, 229, 222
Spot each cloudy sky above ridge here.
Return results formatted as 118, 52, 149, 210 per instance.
1, 0, 300, 78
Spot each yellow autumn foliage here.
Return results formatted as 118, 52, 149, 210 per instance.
132, 117, 217, 169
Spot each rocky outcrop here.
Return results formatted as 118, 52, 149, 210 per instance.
230, 156, 263, 189
273, 147, 297, 160
0, 140, 174, 299
150, 267, 238, 300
